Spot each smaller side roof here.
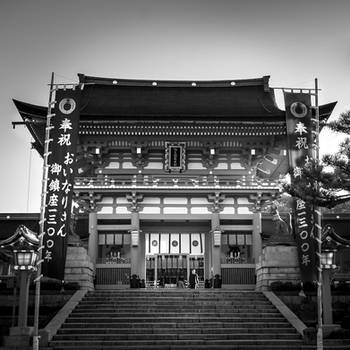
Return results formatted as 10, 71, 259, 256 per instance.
322, 224, 350, 248
0, 224, 39, 248
0, 213, 40, 241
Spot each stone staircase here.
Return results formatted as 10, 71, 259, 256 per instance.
44, 289, 309, 349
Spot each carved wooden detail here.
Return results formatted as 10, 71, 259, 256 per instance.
130, 142, 149, 168
202, 143, 219, 170
126, 192, 144, 212
74, 192, 102, 214
208, 192, 225, 213
249, 192, 279, 212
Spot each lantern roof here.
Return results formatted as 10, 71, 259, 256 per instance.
322, 224, 350, 249
0, 225, 39, 250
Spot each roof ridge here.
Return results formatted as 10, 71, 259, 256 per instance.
78, 73, 271, 89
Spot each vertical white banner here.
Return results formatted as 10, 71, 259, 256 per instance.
115, 234, 123, 245
170, 233, 180, 254
160, 233, 170, 254
190, 233, 202, 255
145, 233, 149, 254
181, 234, 190, 254
150, 233, 160, 254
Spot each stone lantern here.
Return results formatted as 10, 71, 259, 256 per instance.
0, 225, 39, 348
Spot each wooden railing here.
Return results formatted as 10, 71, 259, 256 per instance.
221, 257, 253, 265
221, 264, 256, 285
75, 175, 278, 190
334, 272, 350, 283
96, 257, 131, 265
95, 264, 131, 285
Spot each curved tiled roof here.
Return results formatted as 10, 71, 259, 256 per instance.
77, 74, 284, 120
13, 74, 337, 155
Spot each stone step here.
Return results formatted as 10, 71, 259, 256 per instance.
303, 343, 350, 349
70, 311, 281, 318
74, 308, 276, 314
87, 288, 261, 296
78, 300, 273, 309
81, 296, 269, 301
87, 292, 263, 294
65, 316, 286, 323
80, 302, 271, 308
85, 292, 264, 300
86, 296, 265, 300
80, 295, 270, 302
82, 308, 271, 313
83, 293, 267, 296
53, 332, 300, 340
83, 293, 267, 297
58, 327, 297, 334
80, 299, 271, 307
75, 304, 276, 312
80, 299, 271, 304
47, 290, 301, 350
61, 321, 290, 329
41, 345, 350, 350
49, 339, 304, 347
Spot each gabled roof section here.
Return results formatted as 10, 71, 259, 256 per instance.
319, 101, 338, 124
0, 224, 39, 249
13, 99, 46, 155
12, 74, 337, 156
322, 224, 350, 248
78, 74, 285, 120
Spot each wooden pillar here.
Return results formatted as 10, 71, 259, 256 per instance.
211, 212, 221, 276
154, 256, 157, 287
252, 212, 262, 264
87, 211, 98, 264
17, 271, 30, 328
322, 270, 333, 324
186, 255, 190, 282
139, 227, 146, 280
131, 211, 146, 280
205, 229, 211, 280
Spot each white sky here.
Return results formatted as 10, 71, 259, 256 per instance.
0, 0, 349, 212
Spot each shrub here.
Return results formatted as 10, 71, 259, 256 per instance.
270, 281, 301, 291
63, 282, 80, 290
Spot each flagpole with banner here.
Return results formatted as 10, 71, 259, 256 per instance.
33, 72, 55, 350
283, 82, 323, 349
41, 86, 81, 279
33, 75, 81, 350
284, 91, 316, 283
314, 78, 323, 350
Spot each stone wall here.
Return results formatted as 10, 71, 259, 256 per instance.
64, 246, 94, 290
256, 245, 301, 291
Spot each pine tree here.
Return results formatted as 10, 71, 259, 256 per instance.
283, 110, 350, 208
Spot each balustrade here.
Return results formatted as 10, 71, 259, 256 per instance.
75, 175, 277, 190
96, 257, 131, 265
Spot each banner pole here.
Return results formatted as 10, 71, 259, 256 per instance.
33, 72, 55, 350
314, 78, 323, 350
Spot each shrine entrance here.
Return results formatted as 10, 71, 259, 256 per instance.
144, 232, 206, 287
146, 254, 204, 287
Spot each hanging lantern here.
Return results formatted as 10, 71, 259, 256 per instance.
13, 249, 38, 271
131, 230, 140, 247
212, 229, 222, 247
321, 230, 338, 270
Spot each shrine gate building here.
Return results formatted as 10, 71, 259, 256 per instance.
13, 74, 336, 289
